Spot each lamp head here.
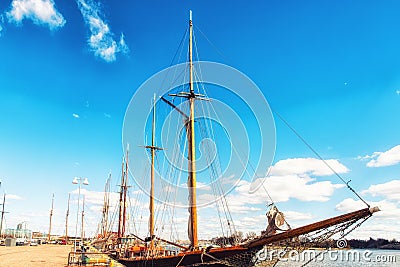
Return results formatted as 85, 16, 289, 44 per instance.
83, 178, 89, 185
72, 177, 78, 184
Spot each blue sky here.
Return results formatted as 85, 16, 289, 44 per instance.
1, 0, 400, 241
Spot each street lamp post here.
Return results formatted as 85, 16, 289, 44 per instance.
72, 177, 89, 253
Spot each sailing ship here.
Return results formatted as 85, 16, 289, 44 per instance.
91, 154, 141, 253
94, 11, 379, 267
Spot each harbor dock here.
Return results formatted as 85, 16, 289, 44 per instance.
0, 244, 124, 267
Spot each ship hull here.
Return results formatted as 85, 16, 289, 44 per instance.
117, 246, 253, 267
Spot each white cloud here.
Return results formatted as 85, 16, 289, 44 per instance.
220, 175, 237, 185
269, 158, 349, 176
350, 222, 400, 240
336, 198, 400, 220
5, 194, 23, 200
335, 198, 368, 212
396, 90, 400, 95
216, 157, 347, 215
162, 185, 174, 193
179, 181, 211, 191
335, 198, 400, 239
196, 182, 211, 191
70, 188, 119, 207
72, 113, 80, 118
62, 157, 348, 239
89, 205, 103, 212
0, 14, 3, 35
233, 210, 313, 234
356, 154, 374, 161
364, 145, 400, 167
76, 0, 129, 62
362, 180, 400, 201
6, 0, 65, 30
284, 211, 313, 221
118, 32, 129, 54
240, 176, 343, 203
192, 157, 348, 234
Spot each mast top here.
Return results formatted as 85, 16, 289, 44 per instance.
190, 10, 192, 22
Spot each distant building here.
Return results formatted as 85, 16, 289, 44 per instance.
32, 231, 46, 239
4, 222, 32, 239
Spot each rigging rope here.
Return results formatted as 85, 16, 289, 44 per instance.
273, 110, 370, 208
193, 31, 239, 241
191, 31, 277, 209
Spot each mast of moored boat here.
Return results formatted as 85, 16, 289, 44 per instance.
48, 193, 54, 242
0, 194, 6, 237
122, 145, 129, 237
65, 193, 70, 243
145, 94, 163, 252
162, 10, 205, 250
149, 95, 156, 250
187, 10, 198, 249
101, 173, 111, 237
118, 145, 129, 239
118, 158, 124, 238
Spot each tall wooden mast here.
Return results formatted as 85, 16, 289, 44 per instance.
118, 145, 129, 238
187, 10, 198, 249
0, 194, 6, 237
48, 193, 54, 241
118, 158, 124, 238
122, 145, 129, 237
150, 95, 156, 250
101, 173, 111, 237
145, 94, 163, 251
161, 10, 205, 249
65, 193, 70, 242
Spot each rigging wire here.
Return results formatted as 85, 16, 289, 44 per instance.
194, 25, 232, 65
192, 30, 240, 241
273, 110, 370, 208
154, 97, 188, 241
194, 20, 368, 211
193, 31, 230, 237
156, 27, 188, 98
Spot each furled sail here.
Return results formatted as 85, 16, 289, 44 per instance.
264, 205, 291, 236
